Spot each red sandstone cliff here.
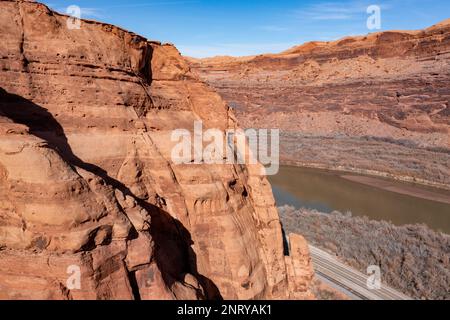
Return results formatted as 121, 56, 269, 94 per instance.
190, 19, 450, 136
189, 20, 450, 189
0, 0, 313, 300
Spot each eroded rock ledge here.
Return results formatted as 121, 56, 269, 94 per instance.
0, 0, 313, 300
189, 20, 450, 188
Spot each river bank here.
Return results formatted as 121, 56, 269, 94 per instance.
281, 158, 450, 192
280, 159, 450, 197
269, 166, 450, 233
341, 174, 450, 205
279, 133, 450, 192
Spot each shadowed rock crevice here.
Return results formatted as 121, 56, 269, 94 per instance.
127, 270, 142, 300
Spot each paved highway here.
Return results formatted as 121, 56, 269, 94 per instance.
309, 245, 412, 300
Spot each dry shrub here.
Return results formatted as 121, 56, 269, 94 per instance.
279, 205, 450, 300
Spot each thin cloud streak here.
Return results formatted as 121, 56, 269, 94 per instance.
293, 1, 390, 21
53, 7, 105, 19
80, 8, 105, 19
310, 14, 354, 20
178, 42, 298, 58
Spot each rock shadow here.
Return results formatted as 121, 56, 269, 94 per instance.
0, 87, 222, 300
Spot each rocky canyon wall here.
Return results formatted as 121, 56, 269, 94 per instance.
0, 0, 313, 300
190, 20, 450, 189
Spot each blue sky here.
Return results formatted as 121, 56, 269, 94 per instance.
42, 0, 450, 57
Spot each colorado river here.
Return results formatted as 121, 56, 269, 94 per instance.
269, 166, 450, 234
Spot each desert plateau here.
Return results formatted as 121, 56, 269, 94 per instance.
0, 0, 449, 304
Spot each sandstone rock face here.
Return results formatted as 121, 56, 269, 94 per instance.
0, 0, 312, 300
189, 21, 450, 188
285, 234, 314, 300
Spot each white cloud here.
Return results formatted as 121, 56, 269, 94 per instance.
80, 8, 104, 19
311, 13, 354, 20
52, 6, 105, 19
294, 1, 390, 21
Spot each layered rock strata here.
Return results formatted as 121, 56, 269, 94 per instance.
0, 0, 313, 300
189, 20, 450, 188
